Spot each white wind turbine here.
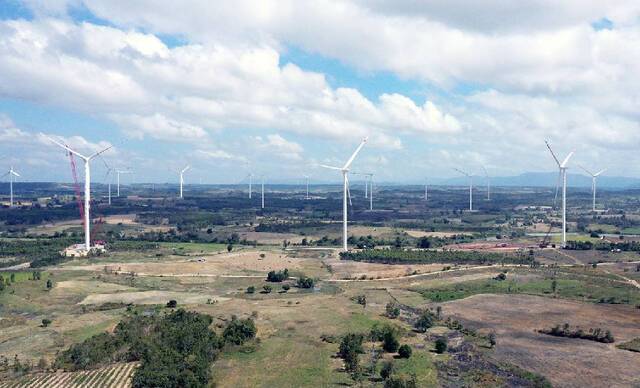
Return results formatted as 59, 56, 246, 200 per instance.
116, 169, 132, 197
179, 165, 190, 199
424, 179, 428, 201
320, 137, 368, 251
482, 166, 491, 201
454, 168, 474, 211
261, 175, 265, 209
303, 175, 310, 200
579, 165, 606, 212
2, 166, 20, 207
101, 160, 114, 205
47, 136, 113, 251
546, 140, 574, 248
351, 172, 374, 211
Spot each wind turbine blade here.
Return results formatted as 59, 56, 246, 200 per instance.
342, 137, 368, 170
481, 165, 488, 177
11, 171, 20, 177
553, 170, 561, 208
545, 140, 561, 167
453, 168, 470, 177
88, 144, 114, 160
181, 165, 191, 173
319, 164, 343, 170
560, 151, 574, 168
594, 169, 607, 177
46, 135, 88, 160
578, 165, 593, 176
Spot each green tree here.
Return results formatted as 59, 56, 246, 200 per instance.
382, 330, 400, 353
435, 337, 448, 354
46, 279, 53, 289
166, 300, 177, 308
263, 285, 272, 294
398, 344, 412, 358
41, 318, 52, 327
415, 310, 435, 332
385, 302, 400, 318
488, 332, 497, 348
246, 286, 256, 294
223, 317, 256, 345
339, 333, 364, 372
227, 244, 233, 252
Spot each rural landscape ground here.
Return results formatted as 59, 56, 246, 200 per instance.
1, 183, 640, 387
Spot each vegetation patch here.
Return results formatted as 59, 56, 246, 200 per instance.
340, 249, 534, 265
538, 323, 614, 343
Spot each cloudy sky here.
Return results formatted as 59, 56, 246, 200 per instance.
1, 1, 639, 184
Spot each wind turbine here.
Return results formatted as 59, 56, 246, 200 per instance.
454, 168, 474, 211
482, 166, 491, 201
179, 165, 190, 199
47, 136, 113, 251
352, 172, 374, 211
579, 165, 606, 212
545, 140, 574, 248
116, 169, 132, 197
261, 175, 265, 209
303, 175, 310, 200
425, 179, 428, 201
101, 160, 114, 205
2, 166, 20, 207
320, 137, 368, 251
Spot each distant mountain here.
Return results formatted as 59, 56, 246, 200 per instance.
433, 172, 640, 189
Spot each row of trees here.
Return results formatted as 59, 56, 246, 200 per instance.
539, 323, 614, 343
340, 248, 531, 266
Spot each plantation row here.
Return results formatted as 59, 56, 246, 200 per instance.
340, 248, 533, 265
0, 362, 137, 388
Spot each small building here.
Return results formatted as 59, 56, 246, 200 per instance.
62, 243, 106, 257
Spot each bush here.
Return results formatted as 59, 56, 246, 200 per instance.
380, 360, 394, 379
398, 344, 412, 358
267, 269, 289, 282
166, 300, 177, 308
415, 310, 435, 332
223, 317, 257, 345
246, 286, 255, 294
263, 285, 272, 294
296, 276, 314, 289
41, 318, 52, 327
282, 284, 290, 292
435, 337, 448, 354
385, 302, 400, 318
384, 374, 418, 388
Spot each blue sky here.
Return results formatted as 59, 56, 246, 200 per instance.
1, 1, 639, 183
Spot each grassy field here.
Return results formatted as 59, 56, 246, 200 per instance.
415, 270, 640, 305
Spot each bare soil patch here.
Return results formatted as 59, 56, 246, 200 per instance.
441, 294, 640, 387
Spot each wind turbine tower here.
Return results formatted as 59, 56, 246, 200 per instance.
545, 140, 574, 248
261, 176, 265, 209
2, 166, 20, 207
579, 165, 606, 212
47, 136, 113, 251
179, 165, 190, 199
320, 137, 368, 251
116, 169, 132, 197
454, 168, 474, 211
304, 175, 310, 200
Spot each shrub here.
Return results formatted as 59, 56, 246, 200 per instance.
435, 337, 448, 354
380, 360, 395, 379
384, 374, 418, 388
296, 276, 315, 289
385, 302, 400, 319
398, 344, 412, 358
223, 317, 257, 345
488, 332, 497, 348
263, 285, 272, 294
166, 300, 177, 308
41, 318, 52, 327
282, 284, 290, 292
415, 310, 435, 332
246, 286, 255, 294
266, 269, 289, 282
